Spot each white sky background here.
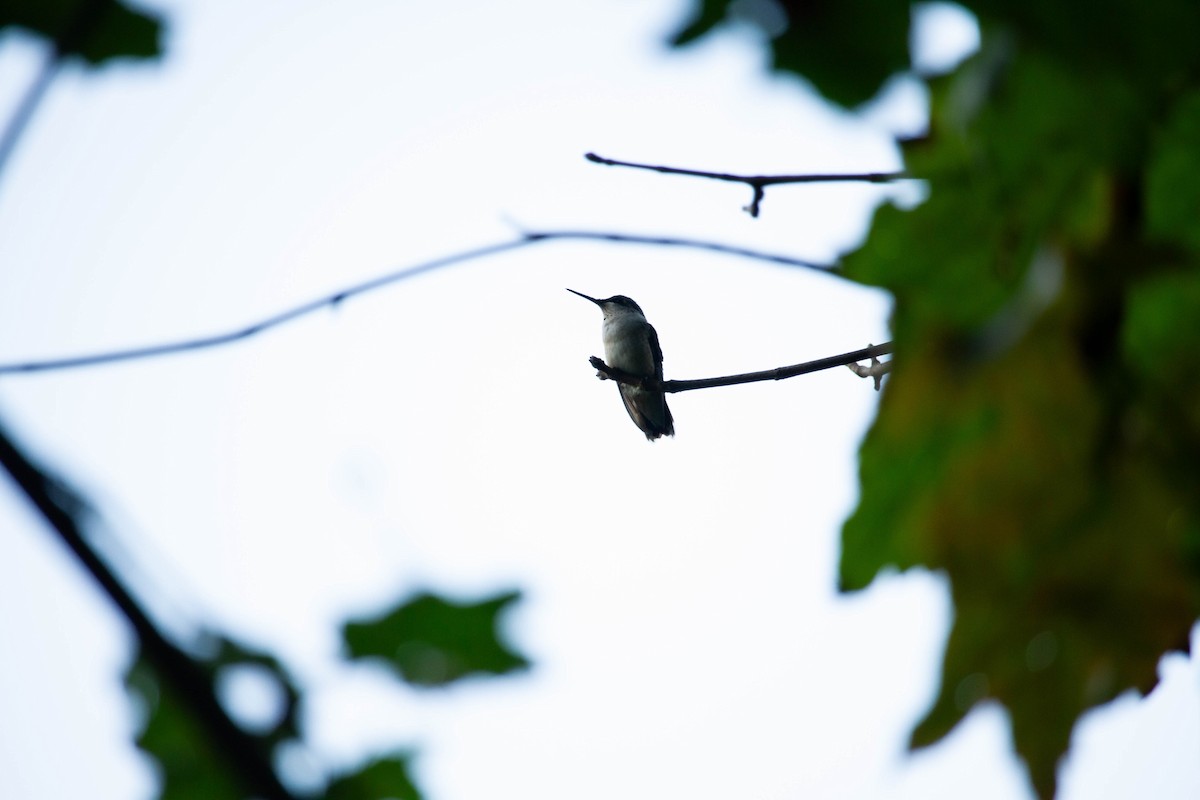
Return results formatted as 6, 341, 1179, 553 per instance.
0, 1, 1197, 799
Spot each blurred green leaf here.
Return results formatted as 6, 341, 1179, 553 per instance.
670, 0, 911, 107
1146, 91, 1200, 253
124, 635, 304, 800
0, 0, 163, 64
767, 0, 909, 107
966, 0, 1200, 86
208, 636, 302, 748
830, 2, 1200, 798
125, 652, 252, 800
326, 754, 422, 800
1123, 270, 1200, 380
343, 590, 529, 687
669, 0, 726, 47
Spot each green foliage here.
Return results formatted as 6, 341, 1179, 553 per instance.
125, 659, 244, 800
0, 0, 162, 64
674, 0, 1200, 797
1146, 91, 1200, 254
124, 637, 300, 800
669, 0, 726, 47
343, 590, 529, 687
326, 755, 422, 800
671, 0, 909, 107
125, 588, 529, 799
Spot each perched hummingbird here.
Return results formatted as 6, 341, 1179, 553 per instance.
567, 289, 674, 441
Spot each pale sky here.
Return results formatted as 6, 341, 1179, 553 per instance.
0, 2, 1196, 799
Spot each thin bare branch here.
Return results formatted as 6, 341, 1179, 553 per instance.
525, 229, 835, 270
0, 230, 837, 376
584, 152, 906, 187
585, 152, 908, 217
588, 342, 893, 392
0, 56, 59, 181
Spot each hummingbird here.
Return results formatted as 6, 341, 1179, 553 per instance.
567, 289, 674, 441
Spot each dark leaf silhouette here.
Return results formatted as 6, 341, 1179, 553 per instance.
671, 0, 908, 107
343, 590, 529, 687
124, 635, 303, 800
0, 0, 162, 64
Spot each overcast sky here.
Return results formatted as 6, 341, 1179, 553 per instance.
0, 2, 1196, 799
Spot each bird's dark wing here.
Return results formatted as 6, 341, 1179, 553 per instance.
648, 322, 665, 382
618, 321, 672, 440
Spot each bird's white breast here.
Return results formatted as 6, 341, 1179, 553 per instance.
602, 313, 653, 376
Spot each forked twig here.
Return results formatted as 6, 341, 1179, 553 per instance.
585, 152, 907, 216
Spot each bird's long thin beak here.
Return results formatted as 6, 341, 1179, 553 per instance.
566, 288, 602, 306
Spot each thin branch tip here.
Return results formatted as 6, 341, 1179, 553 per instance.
0, 230, 837, 376
582, 343, 894, 394
846, 347, 892, 391
585, 151, 909, 216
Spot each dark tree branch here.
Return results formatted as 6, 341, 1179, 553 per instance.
0, 0, 113, 181
585, 152, 908, 217
0, 230, 836, 376
0, 421, 298, 800
589, 342, 893, 392
0, 9, 296, 796
584, 152, 905, 187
